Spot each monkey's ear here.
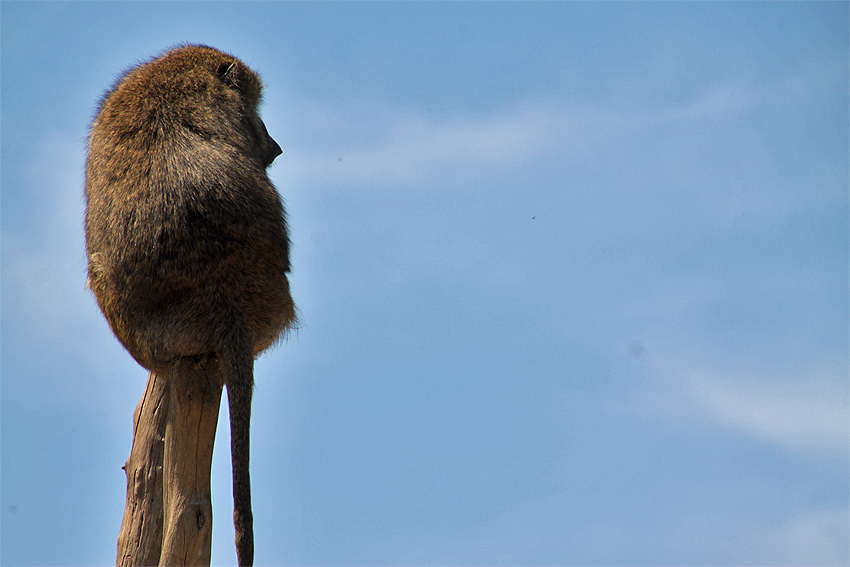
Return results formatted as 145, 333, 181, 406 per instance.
216, 62, 239, 87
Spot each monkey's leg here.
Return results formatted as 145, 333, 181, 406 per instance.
160, 356, 224, 566
117, 370, 169, 567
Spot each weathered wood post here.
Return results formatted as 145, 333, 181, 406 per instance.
116, 370, 168, 566
117, 355, 224, 566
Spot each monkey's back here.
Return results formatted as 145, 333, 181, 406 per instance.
85, 46, 295, 374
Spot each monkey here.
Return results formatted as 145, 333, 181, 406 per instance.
85, 44, 295, 566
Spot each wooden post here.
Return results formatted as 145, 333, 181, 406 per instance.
160, 356, 224, 565
116, 355, 224, 567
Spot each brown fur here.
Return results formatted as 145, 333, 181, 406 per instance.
85, 44, 295, 566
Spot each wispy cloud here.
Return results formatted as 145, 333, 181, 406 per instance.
1, 129, 141, 415
280, 100, 593, 191
277, 53, 846, 202
636, 349, 848, 457
776, 509, 850, 566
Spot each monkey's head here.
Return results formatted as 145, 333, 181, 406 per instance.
96, 44, 281, 171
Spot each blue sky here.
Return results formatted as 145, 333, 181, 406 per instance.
1, 2, 848, 565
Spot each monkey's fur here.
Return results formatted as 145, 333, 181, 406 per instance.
85, 45, 295, 566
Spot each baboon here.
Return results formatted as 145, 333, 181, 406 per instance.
85, 44, 295, 566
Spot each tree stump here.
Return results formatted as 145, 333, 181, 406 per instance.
116, 355, 224, 566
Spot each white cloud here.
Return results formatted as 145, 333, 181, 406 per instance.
692, 366, 848, 454
3, 130, 88, 337
639, 351, 848, 457
281, 99, 600, 191
276, 51, 846, 212
1, 129, 142, 415
777, 509, 850, 566
735, 509, 850, 566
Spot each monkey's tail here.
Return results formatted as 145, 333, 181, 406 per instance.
221, 327, 255, 567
